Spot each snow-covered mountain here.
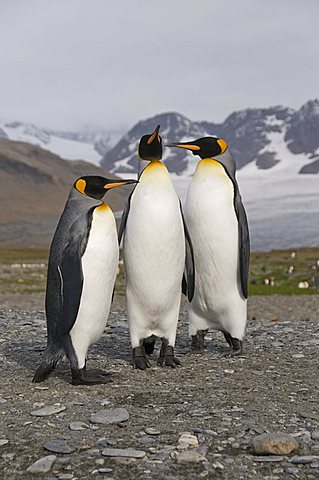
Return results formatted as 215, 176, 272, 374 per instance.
101, 99, 319, 175
0, 121, 120, 165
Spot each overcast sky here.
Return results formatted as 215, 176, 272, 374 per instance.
0, 0, 318, 132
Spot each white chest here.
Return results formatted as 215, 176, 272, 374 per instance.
71, 204, 119, 344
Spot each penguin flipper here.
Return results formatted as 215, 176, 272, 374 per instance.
180, 202, 195, 302
56, 240, 84, 337
234, 191, 250, 299
118, 189, 134, 246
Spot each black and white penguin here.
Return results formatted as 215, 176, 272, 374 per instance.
119, 125, 194, 369
167, 137, 250, 355
33, 175, 137, 385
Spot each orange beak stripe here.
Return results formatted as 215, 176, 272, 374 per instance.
104, 181, 130, 189
174, 144, 200, 151
147, 130, 158, 144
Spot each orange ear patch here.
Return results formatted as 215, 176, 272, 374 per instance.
217, 139, 228, 153
75, 178, 86, 194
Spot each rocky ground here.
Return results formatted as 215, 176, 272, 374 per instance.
0, 295, 318, 479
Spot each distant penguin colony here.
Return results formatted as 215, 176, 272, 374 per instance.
33, 125, 250, 385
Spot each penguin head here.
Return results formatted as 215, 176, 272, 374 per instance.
167, 136, 228, 160
138, 125, 162, 161
74, 176, 138, 199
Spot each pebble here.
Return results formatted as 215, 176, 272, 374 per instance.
252, 433, 298, 455
0, 439, 9, 446
90, 408, 129, 425
101, 448, 146, 459
178, 433, 199, 448
44, 441, 75, 454
100, 399, 111, 406
310, 462, 319, 468
31, 405, 66, 417
57, 474, 74, 480
26, 455, 57, 474
98, 468, 113, 473
145, 427, 161, 435
176, 450, 206, 463
69, 421, 89, 431
253, 456, 284, 462
290, 455, 319, 464
311, 431, 319, 441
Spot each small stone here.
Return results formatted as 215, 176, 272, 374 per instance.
90, 408, 129, 425
100, 399, 111, 406
176, 450, 206, 463
311, 431, 319, 441
26, 455, 57, 473
58, 474, 73, 480
252, 433, 298, 455
44, 441, 75, 454
290, 455, 319, 464
69, 421, 89, 431
253, 456, 284, 462
98, 468, 113, 473
95, 459, 105, 465
101, 448, 146, 459
145, 427, 161, 435
31, 405, 66, 417
310, 462, 319, 468
0, 439, 9, 446
178, 433, 199, 448
286, 467, 299, 475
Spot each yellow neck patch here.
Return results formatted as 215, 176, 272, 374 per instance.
96, 202, 110, 212
145, 160, 165, 170
75, 178, 86, 195
197, 158, 226, 175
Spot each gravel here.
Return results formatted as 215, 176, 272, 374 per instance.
0, 295, 318, 479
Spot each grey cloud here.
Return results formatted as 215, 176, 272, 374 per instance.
0, 0, 318, 131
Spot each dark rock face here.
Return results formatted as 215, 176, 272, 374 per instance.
285, 99, 319, 154
201, 106, 292, 169
101, 112, 210, 174
299, 158, 319, 174
101, 101, 319, 174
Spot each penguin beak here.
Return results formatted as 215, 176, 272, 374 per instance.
147, 125, 161, 144
104, 179, 139, 189
166, 142, 200, 151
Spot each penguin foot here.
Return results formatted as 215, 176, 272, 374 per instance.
132, 346, 150, 370
158, 344, 181, 368
222, 338, 244, 357
71, 368, 112, 386
191, 329, 208, 352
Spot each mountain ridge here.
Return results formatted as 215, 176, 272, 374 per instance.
101, 99, 319, 175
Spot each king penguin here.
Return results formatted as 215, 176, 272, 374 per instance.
33, 175, 138, 385
119, 125, 194, 369
167, 137, 250, 355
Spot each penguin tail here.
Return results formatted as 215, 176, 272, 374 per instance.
32, 343, 64, 383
